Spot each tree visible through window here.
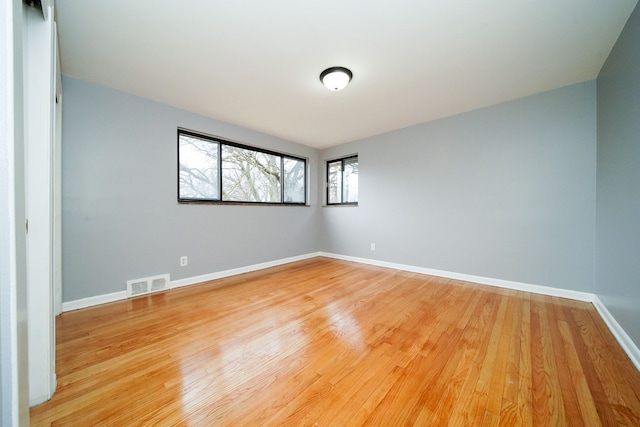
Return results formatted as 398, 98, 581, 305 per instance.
178, 134, 219, 200
327, 155, 358, 205
178, 129, 307, 204
222, 145, 281, 202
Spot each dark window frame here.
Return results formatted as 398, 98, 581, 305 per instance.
326, 155, 358, 206
177, 128, 307, 205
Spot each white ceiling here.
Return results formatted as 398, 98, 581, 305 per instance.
55, 0, 637, 149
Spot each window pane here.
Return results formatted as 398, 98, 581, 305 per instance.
178, 129, 306, 205
222, 145, 281, 202
283, 157, 305, 203
343, 157, 358, 203
327, 160, 342, 204
178, 135, 219, 200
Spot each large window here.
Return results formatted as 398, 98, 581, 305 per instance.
327, 155, 358, 205
178, 129, 307, 205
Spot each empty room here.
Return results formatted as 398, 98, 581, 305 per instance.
2, 0, 640, 425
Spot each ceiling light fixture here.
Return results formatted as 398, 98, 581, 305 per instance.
320, 67, 353, 91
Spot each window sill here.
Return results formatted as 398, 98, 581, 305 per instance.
178, 200, 309, 207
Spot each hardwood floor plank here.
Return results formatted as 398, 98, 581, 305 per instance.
466, 294, 511, 424
410, 288, 485, 424
530, 296, 554, 425
557, 320, 602, 426
545, 297, 585, 426
30, 257, 640, 426
445, 290, 502, 426
515, 293, 534, 427
496, 292, 524, 426
485, 294, 517, 417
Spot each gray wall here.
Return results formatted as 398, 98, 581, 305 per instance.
63, 76, 600, 302
596, 3, 640, 346
62, 76, 321, 302
320, 81, 597, 292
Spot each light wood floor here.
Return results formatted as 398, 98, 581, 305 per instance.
31, 257, 640, 426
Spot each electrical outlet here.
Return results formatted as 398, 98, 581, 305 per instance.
370, 243, 376, 251
180, 256, 188, 267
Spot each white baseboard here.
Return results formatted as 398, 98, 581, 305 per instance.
62, 252, 321, 312
170, 252, 321, 288
62, 290, 127, 312
319, 252, 594, 302
592, 296, 640, 371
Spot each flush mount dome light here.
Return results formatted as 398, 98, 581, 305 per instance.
320, 67, 353, 91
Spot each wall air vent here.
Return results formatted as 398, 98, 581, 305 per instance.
126, 274, 170, 298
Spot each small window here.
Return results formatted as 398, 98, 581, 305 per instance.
178, 129, 307, 205
327, 155, 358, 205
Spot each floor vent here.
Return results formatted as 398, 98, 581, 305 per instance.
126, 274, 170, 298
